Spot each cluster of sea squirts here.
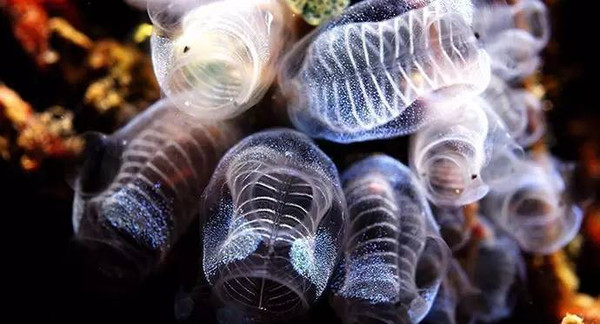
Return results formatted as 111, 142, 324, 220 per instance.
72, 0, 582, 322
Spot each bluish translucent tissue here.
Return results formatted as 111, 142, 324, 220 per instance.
279, 0, 490, 143
202, 129, 346, 319
72, 99, 241, 276
333, 155, 449, 323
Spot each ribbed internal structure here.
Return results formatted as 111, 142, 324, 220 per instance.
297, 2, 487, 134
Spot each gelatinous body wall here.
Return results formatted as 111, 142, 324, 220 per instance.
469, 228, 524, 322
481, 75, 546, 147
473, 0, 550, 80
335, 155, 448, 323
482, 152, 582, 254
150, 0, 287, 119
422, 259, 474, 324
410, 100, 490, 207
72, 99, 241, 277
280, 0, 490, 143
432, 206, 470, 252
202, 129, 346, 319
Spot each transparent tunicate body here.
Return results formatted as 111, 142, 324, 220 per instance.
461, 218, 525, 322
422, 259, 474, 324
202, 129, 346, 320
279, 0, 490, 143
72, 99, 241, 279
473, 0, 550, 80
149, 0, 288, 120
410, 100, 490, 207
481, 76, 546, 147
432, 206, 470, 252
410, 94, 523, 207
334, 155, 449, 323
481, 152, 582, 254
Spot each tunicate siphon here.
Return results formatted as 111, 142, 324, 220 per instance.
279, 0, 490, 143
410, 101, 490, 206
333, 155, 449, 323
150, 0, 289, 119
72, 99, 241, 280
481, 152, 582, 254
202, 129, 346, 320
410, 91, 524, 207
473, 0, 550, 80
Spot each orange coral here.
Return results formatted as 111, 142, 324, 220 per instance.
0, 84, 34, 127
1, 12, 158, 169
4, 0, 54, 67
0, 85, 83, 171
83, 39, 160, 121
530, 248, 600, 323
3, 0, 80, 68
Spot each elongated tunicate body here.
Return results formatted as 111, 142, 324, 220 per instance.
334, 155, 449, 323
458, 218, 525, 323
150, 0, 287, 119
473, 0, 550, 80
202, 129, 346, 319
470, 236, 524, 322
432, 206, 470, 252
280, 0, 490, 143
481, 152, 582, 254
422, 259, 475, 324
72, 99, 241, 279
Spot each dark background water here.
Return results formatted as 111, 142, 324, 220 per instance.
2, 0, 598, 322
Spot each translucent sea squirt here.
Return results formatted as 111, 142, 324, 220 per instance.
150, 0, 288, 119
482, 152, 582, 254
202, 128, 346, 319
280, 0, 490, 143
72, 99, 241, 279
334, 155, 449, 323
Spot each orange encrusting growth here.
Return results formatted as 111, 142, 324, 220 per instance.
0, 85, 83, 171
4, 0, 80, 68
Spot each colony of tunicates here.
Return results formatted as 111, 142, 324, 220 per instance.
72, 99, 241, 278
72, 0, 583, 322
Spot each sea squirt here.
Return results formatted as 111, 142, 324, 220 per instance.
333, 155, 449, 323
150, 0, 289, 120
202, 128, 346, 320
280, 0, 489, 143
72, 99, 241, 280
481, 151, 582, 254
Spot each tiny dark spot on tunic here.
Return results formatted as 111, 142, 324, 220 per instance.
471, 174, 477, 180
183, 46, 190, 53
